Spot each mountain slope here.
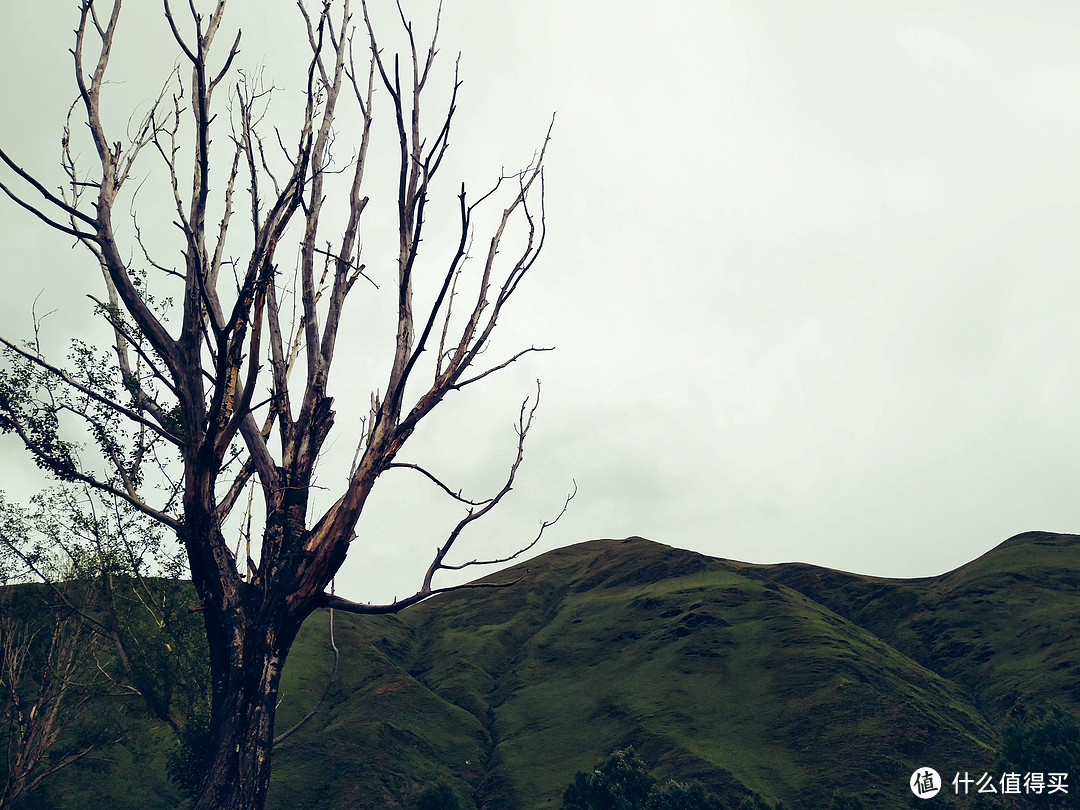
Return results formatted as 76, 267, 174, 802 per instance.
12, 532, 1080, 809
357, 538, 999, 809
271, 534, 1080, 808
756, 531, 1080, 717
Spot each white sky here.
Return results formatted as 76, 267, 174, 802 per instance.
3, 2, 1080, 604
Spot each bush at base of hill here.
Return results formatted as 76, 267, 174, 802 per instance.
560, 747, 785, 810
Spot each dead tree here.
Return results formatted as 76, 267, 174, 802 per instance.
0, 601, 101, 810
0, 1, 565, 808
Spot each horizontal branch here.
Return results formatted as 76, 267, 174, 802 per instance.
0, 144, 98, 227
450, 346, 554, 391
62, 469, 182, 532
385, 461, 492, 506
318, 573, 528, 615
0, 176, 95, 241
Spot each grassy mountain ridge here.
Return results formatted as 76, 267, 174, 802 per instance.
9, 532, 1080, 808
755, 531, 1080, 716
345, 537, 996, 809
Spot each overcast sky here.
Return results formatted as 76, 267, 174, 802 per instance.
3, 2, 1080, 604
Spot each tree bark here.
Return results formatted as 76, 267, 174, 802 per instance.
194, 612, 295, 810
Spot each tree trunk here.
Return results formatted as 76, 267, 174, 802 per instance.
193, 611, 297, 810
184, 462, 331, 810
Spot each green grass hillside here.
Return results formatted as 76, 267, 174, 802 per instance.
271, 533, 1080, 808
8, 532, 1080, 809
758, 531, 1080, 717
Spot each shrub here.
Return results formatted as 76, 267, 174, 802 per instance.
416, 781, 462, 810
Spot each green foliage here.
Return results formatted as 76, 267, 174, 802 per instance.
561, 748, 656, 810
166, 713, 211, 800
0, 494, 29, 585
0, 345, 79, 482
8, 486, 208, 729
0, 584, 118, 809
736, 797, 783, 810
0, 317, 184, 516
828, 793, 863, 810
1000, 704, 1080, 773
558, 748, 781, 810
0, 486, 207, 807
415, 781, 462, 810
647, 780, 724, 810
985, 704, 1080, 808
561, 748, 729, 810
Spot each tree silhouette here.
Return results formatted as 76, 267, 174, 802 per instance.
0, 2, 564, 807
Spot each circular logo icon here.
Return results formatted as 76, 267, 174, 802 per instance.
910, 768, 941, 799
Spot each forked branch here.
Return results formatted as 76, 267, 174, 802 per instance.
324, 386, 575, 616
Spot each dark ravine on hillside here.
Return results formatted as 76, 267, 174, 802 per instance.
13, 532, 1080, 809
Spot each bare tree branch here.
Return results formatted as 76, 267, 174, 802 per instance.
319, 574, 529, 615
385, 462, 493, 507
439, 479, 576, 573
451, 346, 555, 391
0, 175, 95, 241
0, 146, 98, 228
